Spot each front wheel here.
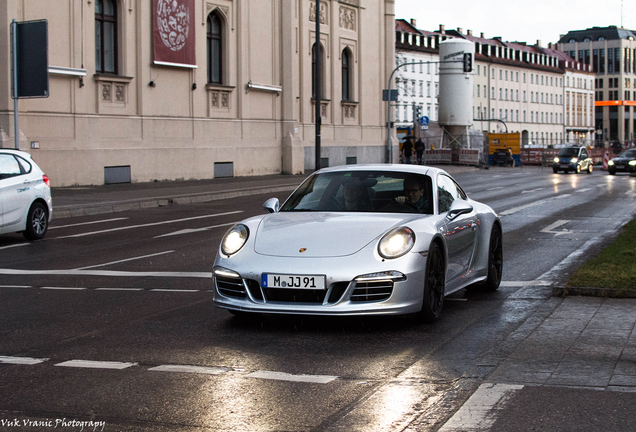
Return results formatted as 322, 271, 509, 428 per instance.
575, 164, 581, 174
483, 225, 503, 291
416, 242, 445, 323
23, 202, 48, 240
553, 167, 559, 174
608, 168, 616, 175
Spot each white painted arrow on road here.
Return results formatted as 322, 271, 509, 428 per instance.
540, 220, 571, 236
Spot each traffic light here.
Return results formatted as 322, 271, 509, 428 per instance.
463, 52, 472, 73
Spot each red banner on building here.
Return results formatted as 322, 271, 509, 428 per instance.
153, 0, 196, 67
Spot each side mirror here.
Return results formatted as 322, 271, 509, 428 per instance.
263, 198, 280, 214
446, 200, 473, 220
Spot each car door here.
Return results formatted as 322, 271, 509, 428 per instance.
437, 174, 477, 282
0, 153, 31, 228
579, 147, 590, 170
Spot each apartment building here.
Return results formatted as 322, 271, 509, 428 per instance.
558, 26, 636, 145
1, 0, 396, 186
396, 22, 593, 148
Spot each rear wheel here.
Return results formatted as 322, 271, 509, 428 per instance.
587, 163, 593, 174
417, 242, 445, 323
483, 225, 503, 291
23, 202, 48, 240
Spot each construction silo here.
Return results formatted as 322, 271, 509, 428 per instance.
438, 39, 475, 151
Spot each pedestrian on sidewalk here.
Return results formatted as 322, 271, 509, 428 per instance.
402, 137, 414, 164
415, 138, 425, 165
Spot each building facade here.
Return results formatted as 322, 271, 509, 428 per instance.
558, 26, 636, 146
396, 23, 594, 148
1, 0, 396, 186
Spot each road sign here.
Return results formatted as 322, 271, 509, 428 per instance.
419, 116, 429, 126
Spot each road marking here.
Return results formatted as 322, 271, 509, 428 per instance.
155, 222, 236, 238
55, 360, 137, 370
246, 370, 338, 384
0, 268, 211, 278
0, 243, 29, 251
74, 250, 175, 270
537, 236, 604, 283
486, 187, 504, 191
41, 286, 88, 291
55, 210, 243, 239
438, 383, 524, 432
149, 365, 231, 375
150, 289, 200, 293
0, 285, 31, 289
50, 217, 129, 230
540, 220, 571, 236
0, 356, 48, 365
521, 188, 544, 194
575, 188, 592, 193
499, 194, 572, 216
95, 287, 144, 291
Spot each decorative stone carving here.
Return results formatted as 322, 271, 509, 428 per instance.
211, 91, 219, 107
102, 84, 111, 101
115, 84, 125, 102
339, 7, 355, 30
309, 2, 327, 24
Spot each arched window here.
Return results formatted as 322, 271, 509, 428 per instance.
342, 48, 352, 101
312, 43, 325, 98
95, 0, 117, 73
207, 12, 223, 84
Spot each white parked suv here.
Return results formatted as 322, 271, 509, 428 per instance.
0, 149, 52, 240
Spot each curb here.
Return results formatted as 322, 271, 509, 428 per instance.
553, 286, 636, 298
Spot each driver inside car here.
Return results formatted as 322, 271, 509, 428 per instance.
395, 176, 428, 213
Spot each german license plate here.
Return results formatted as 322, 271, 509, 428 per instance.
262, 273, 326, 290
560, 164, 570, 169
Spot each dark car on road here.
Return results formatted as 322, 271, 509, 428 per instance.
607, 149, 636, 175
552, 146, 593, 174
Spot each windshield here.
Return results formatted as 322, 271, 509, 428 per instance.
620, 149, 636, 158
280, 171, 434, 214
558, 148, 579, 157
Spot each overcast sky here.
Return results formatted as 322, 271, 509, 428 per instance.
395, 0, 636, 45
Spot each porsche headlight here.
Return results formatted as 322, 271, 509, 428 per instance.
629, 160, 636, 166
571, 157, 578, 164
378, 227, 415, 259
221, 224, 249, 256
553, 157, 559, 163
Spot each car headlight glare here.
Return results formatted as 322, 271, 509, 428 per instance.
378, 227, 415, 259
629, 160, 636, 166
608, 160, 615, 166
571, 157, 578, 164
553, 157, 559, 163
221, 224, 249, 256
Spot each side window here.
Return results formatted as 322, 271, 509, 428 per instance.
580, 148, 589, 159
207, 11, 223, 84
16, 156, 32, 174
95, 0, 118, 74
0, 155, 22, 179
437, 174, 464, 213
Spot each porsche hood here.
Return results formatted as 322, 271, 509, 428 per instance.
253, 212, 411, 257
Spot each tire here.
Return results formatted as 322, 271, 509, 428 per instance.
416, 242, 445, 323
608, 169, 616, 175
23, 202, 48, 241
553, 168, 558, 174
483, 225, 503, 291
587, 164, 593, 174
575, 164, 581, 174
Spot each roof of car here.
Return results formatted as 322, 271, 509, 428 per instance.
316, 164, 447, 177
0, 149, 33, 159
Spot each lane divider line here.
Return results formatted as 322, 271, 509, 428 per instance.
0, 356, 49, 365
149, 365, 231, 375
74, 250, 175, 270
246, 370, 339, 384
54, 360, 138, 370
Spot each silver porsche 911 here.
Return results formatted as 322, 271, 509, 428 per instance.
212, 164, 502, 322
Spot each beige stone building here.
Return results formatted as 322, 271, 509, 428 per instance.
1, 0, 396, 186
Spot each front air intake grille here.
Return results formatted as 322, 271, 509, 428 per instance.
350, 280, 394, 302
263, 288, 327, 304
216, 276, 247, 298
327, 282, 349, 303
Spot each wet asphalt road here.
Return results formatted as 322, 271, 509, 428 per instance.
0, 166, 635, 431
